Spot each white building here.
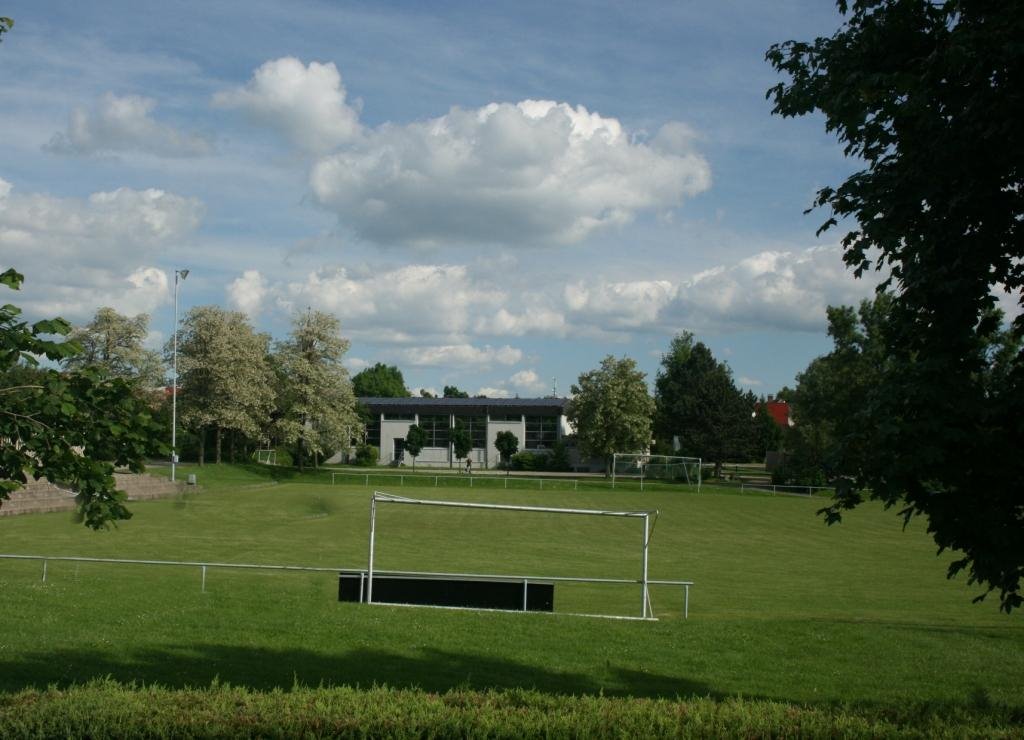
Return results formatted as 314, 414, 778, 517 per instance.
359, 396, 571, 469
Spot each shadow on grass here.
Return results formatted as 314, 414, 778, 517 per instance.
0, 644, 715, 699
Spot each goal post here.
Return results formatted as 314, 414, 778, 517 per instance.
366, 491, 659, 619
254, 449, 277, 465
611, 453, 702, 492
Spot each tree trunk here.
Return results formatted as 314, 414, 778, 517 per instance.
198, 429, 205, 467
215, 427, 222, 464
229, 431, 236, 463
297, 437, 305, 472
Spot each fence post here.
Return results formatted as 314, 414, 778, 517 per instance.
522, 578, 529, 611
41, 559, 47, 583
201, 565, 207, 593
540, 479, 544, 490
365, 474, 369, 486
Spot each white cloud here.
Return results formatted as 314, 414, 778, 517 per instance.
0, 178, 201, 320
344, 357, 371, 372
213, 57, 361, 154
226, 269, 268, 317
268, 263, 502, 341
509, 368, 549, 394
476, 387, 512, 398
399, 344, 522, 368
46, 93, 214, 158
474, 306, 567, 337
565, 279, 676, 328
310, 99, 709, 247
667, 246, 878, 333
738, 376, 763, 387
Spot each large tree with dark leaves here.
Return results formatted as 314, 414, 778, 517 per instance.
768, 1, 1024, 611
0, 269, 164, 528
654, 333, 752, 477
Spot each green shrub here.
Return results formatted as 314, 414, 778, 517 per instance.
352, 444, 378, 467
547, 439, 571, 471
510, 451, 536, 471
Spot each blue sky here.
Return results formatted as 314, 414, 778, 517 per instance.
1, 1, 877, 397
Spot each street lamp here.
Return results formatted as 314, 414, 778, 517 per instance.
171, 268, 189, 482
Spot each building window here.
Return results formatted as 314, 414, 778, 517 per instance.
456, 415, 487, 448
419, 414, 450, 448
365, 418, 381, 447
525, 415, 558, 450
489, 413, 522, 422
383, 412, 415, 421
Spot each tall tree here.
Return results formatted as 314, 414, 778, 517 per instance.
1, 268, 164, 528
404, 424, 427, 470
63, 307, 164, 390
172, 306, 275, 465
567, 355, 655, 475
273, 310, 361, 471
443, 385, 470, 398
352, 363, 410, 398
768, 1, 1024, 610
451, 420, 472, 468
494, 430, 519, 475
654, 333, 751, 476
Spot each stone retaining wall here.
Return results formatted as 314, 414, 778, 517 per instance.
0, 473, 187, 517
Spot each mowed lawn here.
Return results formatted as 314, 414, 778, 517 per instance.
1, 464, 1021, 712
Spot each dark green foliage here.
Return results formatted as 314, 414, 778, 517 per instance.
768, 1, 1024, 611
751, 406, 784, 462
0, 17, 12, 43
351, 363, 410, 398
404, 424, 427, 469
352, 444, 377, 467
442, 385, 469, 398
510, 451, 537, 471
494, 430, 519, 473
654, 333, 752, 476
0, 268, 165, 528
547, 438, 571, 471
450, 420, 472, 462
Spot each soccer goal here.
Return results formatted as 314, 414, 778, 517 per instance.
254, 449, 277, 465
612, 453, 702, 492
353, 491, 690, 620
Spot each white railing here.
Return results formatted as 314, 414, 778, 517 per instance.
331, 471, 579, 491
0, 553, 691, 619
739, 482, 833, 497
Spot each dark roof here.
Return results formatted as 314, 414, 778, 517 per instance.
359, 396, 568, 415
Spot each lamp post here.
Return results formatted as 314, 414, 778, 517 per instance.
171, 268, 189, 482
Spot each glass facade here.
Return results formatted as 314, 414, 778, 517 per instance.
489, 413, 522, 422
365, 418, 381, 447
457, 415, 487, 448
419, 414, 450, 448
525, 415, 558, 450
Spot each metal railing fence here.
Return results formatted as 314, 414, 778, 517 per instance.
0, 553, 692, 618
331, 471, 579, 491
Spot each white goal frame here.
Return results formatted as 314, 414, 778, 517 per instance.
367, 491, 660, 619
611, 453, 702, 492
254, 449, 277, 465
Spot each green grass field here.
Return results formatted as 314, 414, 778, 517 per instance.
1, 463, 1021, 729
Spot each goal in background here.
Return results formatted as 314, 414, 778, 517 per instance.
612, 453, 701, 492
254, 449, 277, 465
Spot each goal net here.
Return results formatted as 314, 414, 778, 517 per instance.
254, 449, 277, 465
612, 453, 701, 491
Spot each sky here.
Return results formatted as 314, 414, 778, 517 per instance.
0, 0, 880, 398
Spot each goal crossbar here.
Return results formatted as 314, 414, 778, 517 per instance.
367, 491, 660, 618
